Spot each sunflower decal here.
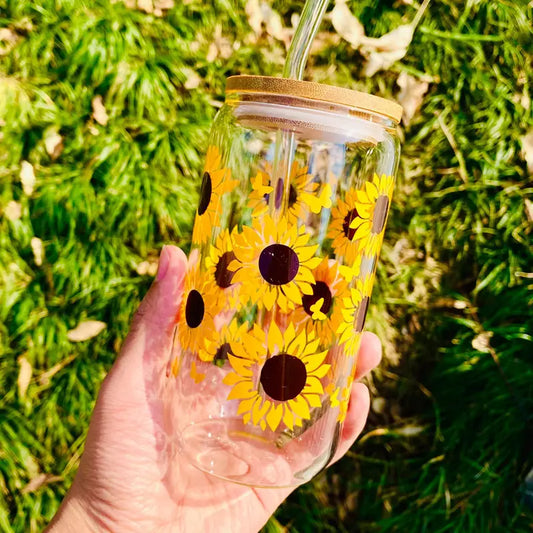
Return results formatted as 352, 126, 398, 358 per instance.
330, 376, 354, 423
223, 322, 330, 432
290, 258, 348, 344
337, 276, 373, 355
284, 161, 332, 224
177, 262, 221, 354
204, 228, 239, 307
192, 145, 237, 245
348, 174, 394, 257
247, 170, 273, 217
199, 318, 249, 364
327, 188, 370, 264
247, 162, 332, 223
230, 215, 321, 311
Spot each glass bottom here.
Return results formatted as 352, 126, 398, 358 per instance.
177, 417, 335, 488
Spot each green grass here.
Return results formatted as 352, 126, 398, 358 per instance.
1, 0, 532, 531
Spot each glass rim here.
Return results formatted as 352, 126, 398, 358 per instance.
226, 75, 403, 124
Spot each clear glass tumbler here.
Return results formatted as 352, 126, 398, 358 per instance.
165, 76, 402, 487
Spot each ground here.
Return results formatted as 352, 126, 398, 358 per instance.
0, 0, 532, 531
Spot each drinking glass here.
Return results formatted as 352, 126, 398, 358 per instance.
165, 76, 402, 488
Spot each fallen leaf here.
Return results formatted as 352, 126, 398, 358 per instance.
360, 0, 430, 76
38, 355, 76, 386
4, 200, 22, 220
91, 95, 109, 126
521, 129, 533, 174
396, 71, 429, 125
0, 28, 18, 56
330, 0, 366, 47
182, 68, 201, 90
67, 320, 107, 342
472, 331, 493, 353
44, 127, 63, 159
245, 0, 290, 44
205, 25, 234, 62
22, 473, 62, 494
20, 160, 35, 195
30, 237, 44, 266
17, 355, 32, 399
136, 259, 159, 276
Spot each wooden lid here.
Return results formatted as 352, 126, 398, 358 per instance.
226, 75, 402, 123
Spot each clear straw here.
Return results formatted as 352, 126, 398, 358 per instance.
283, 0, 330, 80
270, 0, 330, 205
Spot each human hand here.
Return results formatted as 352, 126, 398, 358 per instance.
47, 245, 382, 533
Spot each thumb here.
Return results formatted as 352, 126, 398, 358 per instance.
105, 245, 187, 389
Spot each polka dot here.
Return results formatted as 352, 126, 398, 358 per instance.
342, 207, 361, 241
185, 290, 205, 328
260, 354, 307, 401
302, 281, 333, 317
258, 244, 299, 285
198, 172, 212, 215
215, 251, 236, 288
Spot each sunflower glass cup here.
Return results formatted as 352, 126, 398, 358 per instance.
166, 76, 402, 488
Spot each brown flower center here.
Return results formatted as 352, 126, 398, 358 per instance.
260, 353, 307, 401
197, 171, 212, 216
302, 281, 333, 317
342, 207, 361, 241
372, 195, 389, 234
185, 289, 204, 328
258, 244, 299, 285
215, 251, 236, 288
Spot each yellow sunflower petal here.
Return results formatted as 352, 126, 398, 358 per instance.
283, 407, 294, 430
288, 396, 311, 420
252, 398, 271, 425
227, 381, 256, 400
303, 349, 328, 373
237, 396, 258, 415
306, 394, 323, 408
223, 372, 244, 386
266, 403, 284, 432
228, 354, 254, 377
311, 362, 331, 379
302, 375, 324, 395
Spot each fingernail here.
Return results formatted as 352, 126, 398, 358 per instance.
156, 245, 171, 281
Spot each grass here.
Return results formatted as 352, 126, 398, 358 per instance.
1, 0, 532, 531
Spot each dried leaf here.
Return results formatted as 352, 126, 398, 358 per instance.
22, 473, 62, 494
521, 129, 533, 175
472, 331, 493, 353
0, 28, 18, 56
91, 95, 109, 126
67, 320, 107, 342
4, 200, 22, 220
44, 127, 63, 159
330, 0, 366, 47
38, 355, 76, 386
205, 26, 234, 62
362, 25, 415, 77
136, 259, 159, 276
396, 72, 429, 125
361, 0, 430, 76
17, 355, 32, 399
245, 0, 290, 44
20, 160, 35, 195
30, 237, 44, 266
182, 68, 201, 90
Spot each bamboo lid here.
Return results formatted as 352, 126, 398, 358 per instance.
226, 75, 403, 123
